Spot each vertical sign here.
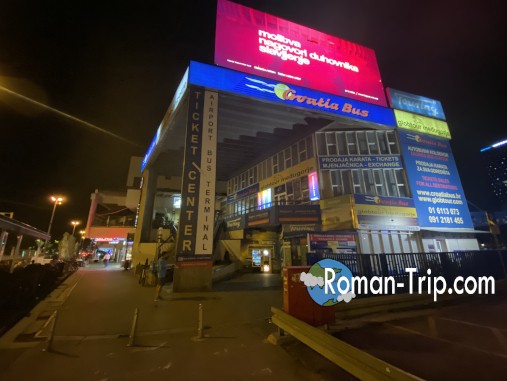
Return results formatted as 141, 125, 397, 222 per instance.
196, 91, 218, 254
308, 172, 320, 201
177, 87, 218, 261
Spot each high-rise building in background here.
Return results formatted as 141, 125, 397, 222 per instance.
481, 139, 507, 210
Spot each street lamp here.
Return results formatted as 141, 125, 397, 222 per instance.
70, 220, 80, 236
47, 195, 64, 236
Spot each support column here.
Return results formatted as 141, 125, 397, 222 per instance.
174, 87, 218, 292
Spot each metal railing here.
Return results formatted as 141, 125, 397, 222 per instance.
306, 250, 507, 295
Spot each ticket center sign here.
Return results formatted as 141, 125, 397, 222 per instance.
176, 86, 218, 261
215, 0, 387, 107
398, 130, 473, 229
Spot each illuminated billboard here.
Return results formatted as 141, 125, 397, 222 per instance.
398, 130, 473, 229
215, 0, 387, 107
394, 109, 451, 139
386, 88, 446, 120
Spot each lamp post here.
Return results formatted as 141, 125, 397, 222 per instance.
70, 220, 80, 236
47, 196, 64, 236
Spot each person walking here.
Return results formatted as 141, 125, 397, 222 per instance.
154, 253, 168, 301
103, 252, 111, 267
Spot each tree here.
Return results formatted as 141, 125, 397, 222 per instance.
58, 232, 77, 259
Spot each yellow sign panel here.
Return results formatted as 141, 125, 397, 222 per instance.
394, 109, 451, 139
354, 204, 418, 218
259, 158, 317, 190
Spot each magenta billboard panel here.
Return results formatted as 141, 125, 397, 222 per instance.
215, 0, 387, 107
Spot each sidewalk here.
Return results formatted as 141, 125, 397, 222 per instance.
0, 264, 350, 381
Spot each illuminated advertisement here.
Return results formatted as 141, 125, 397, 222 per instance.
319, 155, 402, 170
353, 194, 419, 231
394, 109, 451, 139
386, 88, 445, 120
398, 130, 473, 229
257, 188, 272, 209
189, 61, 395, 126
308, 172, 320, 201
215, 0, 387, 106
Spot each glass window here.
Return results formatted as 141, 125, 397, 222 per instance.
316, 133, 327, 155
385, 169, 398, 197
291, 144, 299, 166
278, 151, 285, 172
272, 154, 279, 174
346, 132, 358, 155
367, 131, 380, 154
301, 176, 309, 202
373, 169, 385, 196
395, 169, 409, 197
352, 170, 363, 194
342, 170, 353, 194
294, 180, 302, 202
326, 132, 337, 154
286, 181, 294, 203
330, 171, 342, 196
363, 169, 375, 195
299, 139, 307, 162
357, 132, 368, 154
266, 158, 272, 178
378, 132, 389, 154
284, 147, 292, 169
387, 131, 399, 154
336, 132, 347, 155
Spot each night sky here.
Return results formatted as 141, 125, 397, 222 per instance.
0, 0, 505, 239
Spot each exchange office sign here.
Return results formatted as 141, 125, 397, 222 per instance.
176, 87, 218, 262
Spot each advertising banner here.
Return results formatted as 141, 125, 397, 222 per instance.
215, 0, 387, 106
394, 109, 451, 139
353, 194, 419, 231
176, 87, 218, 261
386, 88, 446, 120
319, 155, 402, 170
308, 232, 357, 253
398, 130, 473, 229
259, 158, 317, 190
189, 61, 395, 126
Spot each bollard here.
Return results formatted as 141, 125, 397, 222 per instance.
127, 307, 139, 347
45, 310, 59, 352
197, 303, 203, 339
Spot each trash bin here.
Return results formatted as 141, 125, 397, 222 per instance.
283, 266, 335, 327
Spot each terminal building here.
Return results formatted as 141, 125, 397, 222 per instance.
131, 0, 481, 291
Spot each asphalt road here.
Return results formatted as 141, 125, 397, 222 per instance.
333, 290, 507, 381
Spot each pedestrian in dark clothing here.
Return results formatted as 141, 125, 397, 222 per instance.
154, 253, 168, 301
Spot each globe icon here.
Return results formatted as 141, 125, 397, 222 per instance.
303, 258, 354, 306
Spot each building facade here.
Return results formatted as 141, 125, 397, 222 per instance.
131, 0, 481, 290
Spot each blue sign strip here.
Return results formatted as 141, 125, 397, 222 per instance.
387, 88, 446, 120
319, 155, 402, 170
398, 130, 473, 229
188, 61, 395, 127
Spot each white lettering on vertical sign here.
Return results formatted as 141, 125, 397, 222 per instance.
196, 91, 218, 254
